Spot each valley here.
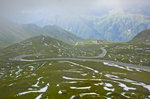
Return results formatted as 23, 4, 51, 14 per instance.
1, 0, 150, 99
0, 32, 150, 98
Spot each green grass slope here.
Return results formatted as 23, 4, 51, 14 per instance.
0, 35, 101, 60
76, 38, 106, 45
103, 42, 150, 66
129, 29, 150, 44
0, 35, 75, 59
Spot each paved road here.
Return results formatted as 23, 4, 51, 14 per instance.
78, 47, 107, 58
9, 48, 150, 72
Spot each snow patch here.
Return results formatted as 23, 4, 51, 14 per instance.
58, 90, 62, 94
105, 83, 113, 87
32, 77, 43, 87
17, 83, 49, 96
62, 76, 101, 81
64, 61, 99, 73
118, 82, 136, 91
79, 92, 99, 97
70, 86, 91, 89
35, 94, 43, 99
104, 87, 115, 91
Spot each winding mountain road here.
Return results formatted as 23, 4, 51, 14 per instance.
9, 47, 150, 72
78, 47, 107, 58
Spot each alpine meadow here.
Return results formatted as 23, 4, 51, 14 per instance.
0, 0, 150, 99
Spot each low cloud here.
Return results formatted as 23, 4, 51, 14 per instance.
0, 0, 149, 20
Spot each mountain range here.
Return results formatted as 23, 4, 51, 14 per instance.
1, 12, 150, 48
0, 18, 82, 47
1, 1, 150, 99
34, 13, 150, 42
1, 28, 150, 58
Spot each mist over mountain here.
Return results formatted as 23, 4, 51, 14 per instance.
9, 8, 150, 42
1, 1, 150, 99
32, 12, 150, 42
0, 17, 30, 47
0, 18, 82, 47
1, 0, 150, 42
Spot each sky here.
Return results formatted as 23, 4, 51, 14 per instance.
0, 0, 150, 22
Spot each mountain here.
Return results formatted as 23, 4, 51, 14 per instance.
0, 35, 103, 60
88, 14, 150, 42
0, 18, 82, 47
1, 36, 150, 99
43, 25, 83, 44
22, 24, 83, 45
0, 35, 79, 59
129, 29, 150, 44
0, 18, 31, 47
22, 24, 43, 36
35, 15, 102, 39
34, 13, 150, 42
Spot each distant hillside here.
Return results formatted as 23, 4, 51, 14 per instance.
0, 18, 82, 47
76, 39, 105, 45
22, 24, 43, 36
0, 35, 104, 59
88, 14, 150, 42
0, 18, 31, 47
35, 13, 150, 42
129, 29, 150, 44
43, 25, 83, 44
0, 35, 78, 58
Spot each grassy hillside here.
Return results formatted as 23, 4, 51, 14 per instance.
0, 35, 102, 60
103, 42, 150, 66
76, 39, 105, 45
0, 35, 74, 59
129, 29, 150, 44
0, 37, 150, 98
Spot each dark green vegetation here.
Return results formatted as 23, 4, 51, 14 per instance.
0, 18, 82, 47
